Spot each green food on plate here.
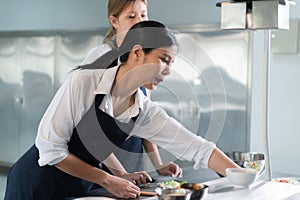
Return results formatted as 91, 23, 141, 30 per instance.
157, 180, 187, 189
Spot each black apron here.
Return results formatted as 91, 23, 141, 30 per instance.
4, 93, 143, 200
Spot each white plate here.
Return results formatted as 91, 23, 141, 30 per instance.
272, 177, 300, 185
74, 197, 116, 200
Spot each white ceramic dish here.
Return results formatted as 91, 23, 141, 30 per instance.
73, 197, 116, 200
226, 168, 258, 187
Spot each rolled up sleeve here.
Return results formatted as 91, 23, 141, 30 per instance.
35, 71, 95, 166
133, 102, 216, 169
35, 77, 75, 166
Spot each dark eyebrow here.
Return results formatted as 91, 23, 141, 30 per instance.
164, 52, 174, 59
125, 9, 147, 15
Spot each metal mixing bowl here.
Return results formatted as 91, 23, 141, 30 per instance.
225, 152, 265, 174
156, 188, 192, 200
179, 183, 208, 200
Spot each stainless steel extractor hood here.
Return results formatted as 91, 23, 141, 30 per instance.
217, 0, 295, 30
216, 0, 296, 182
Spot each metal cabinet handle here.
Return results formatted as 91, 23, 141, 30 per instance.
15, 95, 24, 106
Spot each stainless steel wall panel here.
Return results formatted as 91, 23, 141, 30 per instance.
0, 28, 252, 170
150, 26, 251, 168
54, 34, 103, 88
0, 37, 21, 165
0, 33, 103, 165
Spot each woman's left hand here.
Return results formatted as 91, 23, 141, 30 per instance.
156, 162, 182, 177
120, 171, 152, 185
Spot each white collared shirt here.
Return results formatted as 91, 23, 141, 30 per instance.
35, 66, 216, 169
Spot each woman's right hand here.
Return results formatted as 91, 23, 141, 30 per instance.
102, 174, 141, 198
55, 153, 141, 198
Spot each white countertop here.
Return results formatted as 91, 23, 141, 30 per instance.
202, 177, 300, 200
82, 173, 300, 200
141, 177, 300, 200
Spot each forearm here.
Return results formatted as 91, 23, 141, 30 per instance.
102, 153, 128, 177
55, 153, 111, 187
143, 139, 182, 177
55, 153, 141, 198
143, 139, 163, 168
208, 148, 240, 176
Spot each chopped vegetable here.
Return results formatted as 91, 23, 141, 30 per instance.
157, 180, 187, 189
245, 161, 261, 171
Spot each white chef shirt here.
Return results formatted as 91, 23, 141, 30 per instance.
35, 66, 216, 170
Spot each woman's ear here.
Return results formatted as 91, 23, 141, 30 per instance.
109, 15, 118, 30
132, 45, 144, 61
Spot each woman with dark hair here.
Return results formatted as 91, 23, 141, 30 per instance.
5, 20, 239, 200
83, 0, 183, 179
